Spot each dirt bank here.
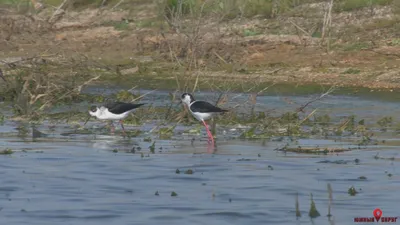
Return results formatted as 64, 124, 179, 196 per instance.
1, 0, 400, 91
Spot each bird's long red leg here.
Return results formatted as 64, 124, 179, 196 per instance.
120, 120, 127, 136
110, 121, 115, 134
202, 120, 214, 145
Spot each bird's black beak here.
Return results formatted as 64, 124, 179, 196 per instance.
83, 115, 91, 126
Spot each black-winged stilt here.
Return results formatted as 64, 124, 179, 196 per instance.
84, 101, 145, 135
181, 93, 227, 145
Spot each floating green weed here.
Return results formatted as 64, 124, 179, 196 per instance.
314, 114, 331, 126
124, 130, 142, 137
159, 126, 175, 139
308, 193, 320, 218
149, 141, 156, 153
377, 116, 393, 131
115, 90, 137, 102
171, 191, 178, 197
144, 137, 152, 142
184, 169, 194, 174
0, 148, 13, 155
348, 186, 358, 196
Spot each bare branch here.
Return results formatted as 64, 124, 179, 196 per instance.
297, 85, 336, 113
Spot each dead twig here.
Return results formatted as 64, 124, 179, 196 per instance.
297, 85, 336, 113
289, 20, 311, 37
0, 69, 6, 82
49, 0, 68, 23
111, 0, 124, 10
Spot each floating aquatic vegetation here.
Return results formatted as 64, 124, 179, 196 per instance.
175, 169, 180, 174
377, 116, 393, 131
0, 149, 13, 155
295, 192, 301, 218
149, 141, 156, 153
314, 114, 331, 126
348, 186, 358, 196
171, 191, 178, 197
115, 90, 138, 102
279, 146, 352, 154
124, 130, 142, 137
184, 169, 193, 174
308, 193, 320, 218
158, 126, 175, 139
143, 137, 152, 142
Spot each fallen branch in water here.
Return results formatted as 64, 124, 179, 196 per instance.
297, 85, 336, 113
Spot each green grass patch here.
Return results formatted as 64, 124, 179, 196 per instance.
343, 68, 361, 74
389, 38, 400, 46
243, 28, 261, 37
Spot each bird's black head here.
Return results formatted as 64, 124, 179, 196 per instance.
181, 93, 195, 105
89, 105, 97, 112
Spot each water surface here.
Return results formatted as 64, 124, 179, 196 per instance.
0, 90, 399, 225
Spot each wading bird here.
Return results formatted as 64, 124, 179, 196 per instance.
181, 93, 227, 145
85, 101, 145, 135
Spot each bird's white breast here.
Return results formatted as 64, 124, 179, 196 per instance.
97, 108, 131, 120
191, 111, 212, 121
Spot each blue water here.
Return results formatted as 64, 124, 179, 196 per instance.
0, 90, 399, 225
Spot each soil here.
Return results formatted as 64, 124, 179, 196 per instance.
1, 1, 400, 91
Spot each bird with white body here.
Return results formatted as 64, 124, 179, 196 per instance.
181, 93, 228, 145
85, 101, 145, 135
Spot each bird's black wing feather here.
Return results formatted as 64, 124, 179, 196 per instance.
106, 102, 145, 114
190, 101, 227, 113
